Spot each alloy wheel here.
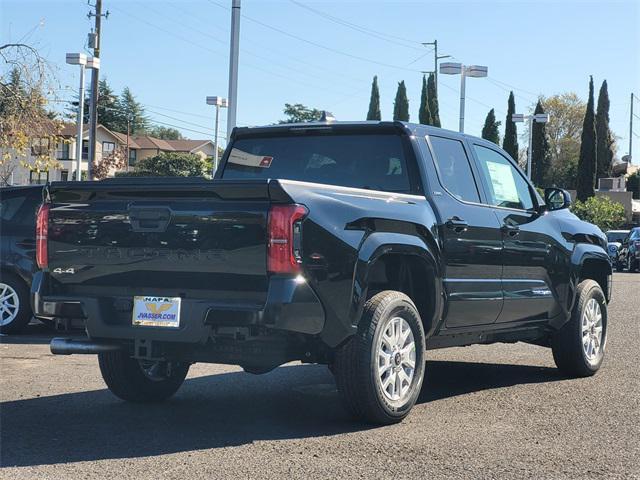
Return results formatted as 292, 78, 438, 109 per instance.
0, 282, 20, 327
376, 316, 416, 402
581, 298, 604, 364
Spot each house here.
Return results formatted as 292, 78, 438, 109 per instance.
3, 123, 215, 185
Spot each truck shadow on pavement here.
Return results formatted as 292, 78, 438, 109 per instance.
0, 360, 563, 468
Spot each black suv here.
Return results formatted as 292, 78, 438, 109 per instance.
0, 185, 43, 333
34, 122, 612, 424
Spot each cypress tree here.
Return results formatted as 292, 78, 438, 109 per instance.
531, 100, 551, 187
418, 75, 432, 125
366, 75, 381, 121
481, 108, 501, 145
577, 76, 597, 201
502, 91, 519, 160
393, 81, 409, 122
595, 80, 614, 179
427, 73, 440, 127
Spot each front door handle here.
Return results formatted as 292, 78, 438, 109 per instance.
446, 217, 469, 233
501, 224, 520, 237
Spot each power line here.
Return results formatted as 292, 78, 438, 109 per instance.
207, 0, 421, 73
288, 0, 424, 51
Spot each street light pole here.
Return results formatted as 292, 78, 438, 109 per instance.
66, 53, 88, 181
440, 63, 488, 133
206, 96, 228, 176
512, 113, 550, 179
227, 0, 241, 141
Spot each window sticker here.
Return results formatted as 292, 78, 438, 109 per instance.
228, 148, 273, 168
486, 160, 519, 204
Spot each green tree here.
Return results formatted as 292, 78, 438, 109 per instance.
147, 125, 184, 140
393, 81, 409, 122
418, 75, 432, 125
531, 100, 551, 187
540, 93, 586, 188
481, 108, 501, 145
366, 75, 381, 121
595, 80, 614, 180
279, 103, 323, 123
576, 76, 597, 201
627, 171, 640, 200
426, 73, 440, 127
129, 152, 207, 177
118, 87, 149, 134
502, 91, 519, 160
571, 195, 626, 231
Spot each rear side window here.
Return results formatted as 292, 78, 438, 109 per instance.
428, 136, 480, 203
222, 133, 414, 193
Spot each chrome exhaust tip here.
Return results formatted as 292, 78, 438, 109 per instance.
50, 337, 123, 355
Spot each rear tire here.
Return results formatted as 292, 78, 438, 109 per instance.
0, 272, 32, 334
98, 349, 190, 403
551, 279, 607, 377
333, 291, 426, 425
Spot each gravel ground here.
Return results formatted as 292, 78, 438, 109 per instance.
1, 273, 639, 479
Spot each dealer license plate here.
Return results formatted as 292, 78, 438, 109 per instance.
132, 296, 181, 328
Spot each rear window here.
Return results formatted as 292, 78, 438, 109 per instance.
606, 231, 628, 243
221, 133, 415, 193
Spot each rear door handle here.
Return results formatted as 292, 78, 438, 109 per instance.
501, 224, 520, 237
445, 217, 469, 233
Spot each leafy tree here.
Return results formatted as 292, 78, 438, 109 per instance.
576, 76, 597, 201
426, 73, 440, 127
366, 75, 381, 121
147, 125, 184, 140
118, 87, 149, 134
393, 81, 409, 122
502, 91, 519, 160
92, 144, 127, 180
127, 152, 207, 177
595, 80, 614, 180
279, 103, 323, 123
418, 75, 432, 125
540, 93, 585, 188
481, 108, 501, 145
571, 195, 626, 231
530, 100, 551, 187
627, 171, 640, 200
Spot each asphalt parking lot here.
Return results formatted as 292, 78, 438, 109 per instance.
1, 273, 639, 479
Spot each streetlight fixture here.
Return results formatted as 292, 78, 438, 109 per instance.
206, 96, 228, 176
439, 62, 488, 133
512, 112, 550, 179
66, 53, 88, 181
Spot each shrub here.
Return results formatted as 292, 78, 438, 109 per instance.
130, 152, 207, 177
571, 195, 626, 231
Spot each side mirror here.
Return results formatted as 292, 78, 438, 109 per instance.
544, 188, 572, 211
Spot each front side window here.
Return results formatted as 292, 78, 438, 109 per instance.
473, 144, 534, 211
222, 133, 415, 194
428, 136, 480, 203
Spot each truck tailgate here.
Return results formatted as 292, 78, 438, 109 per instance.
46, 179, 281, 306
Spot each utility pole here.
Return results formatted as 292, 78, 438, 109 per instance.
630, 93, 634, 164
227, 0, 241, 142
421, 40, 450, 95
87, 0, 108, 180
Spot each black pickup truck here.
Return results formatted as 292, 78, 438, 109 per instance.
33, 121, 612, 424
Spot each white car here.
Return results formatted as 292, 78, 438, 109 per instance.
606, 229, 630, 261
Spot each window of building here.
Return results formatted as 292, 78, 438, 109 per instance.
60, 170, 69, 182
30, 138, 50, 156
56, 141, 70, 159
428, 136, 480, 203
102, 141, 115, 156
82, 140, 89, 160
29, 170, 49, 185
128, 149, 137, 166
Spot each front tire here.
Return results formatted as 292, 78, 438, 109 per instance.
98, 349, 190, 403
551, 279, 607, 377
0, 272, 31, 334
333, 291, 426, 425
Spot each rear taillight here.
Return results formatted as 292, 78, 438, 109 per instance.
267, 204, 308, 274
36, 204, 50, 269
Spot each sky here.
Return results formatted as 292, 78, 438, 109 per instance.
1, 0, 639, 160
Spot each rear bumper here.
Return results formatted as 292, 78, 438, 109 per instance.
31, 272, 325, 343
